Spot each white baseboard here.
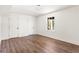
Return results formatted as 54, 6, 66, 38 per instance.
52, 36, 79, 46
38, 34, 79, 46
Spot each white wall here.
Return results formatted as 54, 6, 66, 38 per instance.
36, 6, 79, 45
0, 13, 36, 40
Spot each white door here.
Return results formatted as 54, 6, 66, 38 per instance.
1, 16, 9, 39
9, 15, 19, 38
19, 15, 34, 37
0, 14, 35, 40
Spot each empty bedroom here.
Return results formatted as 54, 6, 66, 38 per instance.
0, 5, 79, 53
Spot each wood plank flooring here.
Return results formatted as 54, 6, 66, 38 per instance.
0, 34, 79, 53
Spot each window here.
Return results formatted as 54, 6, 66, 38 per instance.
47, 17, 55, 30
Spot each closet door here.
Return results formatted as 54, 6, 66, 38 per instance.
19, 15, 28, 37
19, 15, 34, 37
1, 16, 9, 39
0, 14, 35, 40
9, 14, 19, 38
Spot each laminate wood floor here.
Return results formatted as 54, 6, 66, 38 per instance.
0, 34, 79, 53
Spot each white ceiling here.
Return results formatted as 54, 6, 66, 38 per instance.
0, 5, 74, 16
